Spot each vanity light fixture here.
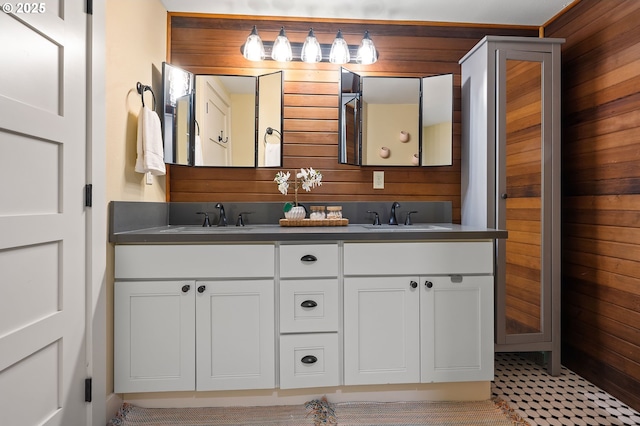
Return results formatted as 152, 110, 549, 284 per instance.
356, 30, 378, 64
329, 29, 350, 64
243, 25, 266, 61
301, 28, 322, 63
271, 27, 293, 62
241, 27, 378, 64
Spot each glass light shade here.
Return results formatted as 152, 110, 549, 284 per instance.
301, 28, 322, 63
329, 29, 350, 64
271, 27, 293, 62
356, 30, 377, 65
243, 25, 265, 61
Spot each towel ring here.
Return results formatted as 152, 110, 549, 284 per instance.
264, 127, 282, 145
136, 82, 156, 110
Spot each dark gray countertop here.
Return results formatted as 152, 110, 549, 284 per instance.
111, 223, 507, 243
109, 201, 507, 243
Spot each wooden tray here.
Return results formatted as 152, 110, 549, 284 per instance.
279, 218, 349, 227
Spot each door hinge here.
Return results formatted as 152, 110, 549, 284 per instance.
85, 378, 92, 402
86, 0, 93, 15
85, 184, 92, 207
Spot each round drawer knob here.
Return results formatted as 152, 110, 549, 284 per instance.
425, 281, 433, 289
410, 281, 418, 289
197, 285, 206, 293
181, 284, 191, 293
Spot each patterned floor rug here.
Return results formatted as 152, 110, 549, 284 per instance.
108, 398, 529, 426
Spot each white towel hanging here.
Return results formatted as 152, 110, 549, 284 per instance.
135, 105, 166, 176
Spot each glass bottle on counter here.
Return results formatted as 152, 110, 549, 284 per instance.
310, 206, 326, 220
326, 206, 342, 219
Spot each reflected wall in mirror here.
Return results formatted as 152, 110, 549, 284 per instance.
195, 75, 256, 167
338, 68, 453, 167
162, 62, 194, 165
162, 63, 283, 168
421, 74, 453, 166
257, 72, 284, 167
362, 76, 420, 166
339, 68, 361, 165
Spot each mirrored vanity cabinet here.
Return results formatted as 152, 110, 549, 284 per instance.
339, 68, 453, 167
161, 62, 283, 168
459, 36, 565, 375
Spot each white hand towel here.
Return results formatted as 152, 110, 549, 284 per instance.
194, 134, 203, 166
264, 142, 281, 167
135, 105, 166, 176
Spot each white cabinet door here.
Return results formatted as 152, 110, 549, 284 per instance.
344, 276, 420, 385
420, 275, 494, 383
196, 280, 275, 390
114, 281, 196, 393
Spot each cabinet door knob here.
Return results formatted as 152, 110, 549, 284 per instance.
181, 284, 191, 293
501, 193, 508, 199
301, 300, 318, 308
410, 280, 418, 289
197, 285, 206, 293
301, 355, 318, 364
300, 254, 318, 263
424, 281, 433, 288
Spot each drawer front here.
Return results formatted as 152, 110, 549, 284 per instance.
115, 244, 275, 279
280, 279, 339, 333
279, 333, 339, 389
280, 244, 339, 278
344, 241, 494, 276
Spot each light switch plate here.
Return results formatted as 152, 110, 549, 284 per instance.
373, 171, 384, 189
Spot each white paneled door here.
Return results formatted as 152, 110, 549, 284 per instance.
0, 2, 89, 425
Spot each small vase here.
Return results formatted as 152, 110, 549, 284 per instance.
285, 206, 306, 220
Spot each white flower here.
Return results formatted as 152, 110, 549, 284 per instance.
274, 167, 323, 201
274, 171, 290, 195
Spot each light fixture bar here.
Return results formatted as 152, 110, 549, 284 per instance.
241, 27, 377, 64
240, 42, 377, 64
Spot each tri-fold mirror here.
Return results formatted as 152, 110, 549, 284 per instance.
339, 68, 453, 166
161, 62, 283, 167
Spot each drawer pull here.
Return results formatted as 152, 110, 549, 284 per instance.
300, 254, 318, 263
301, 300, 318, 308
410, 280, 418, 289
301, 355, 318, 364
424, 281, 433, 289
181, 284, 191, 293
197, 285, 206, 293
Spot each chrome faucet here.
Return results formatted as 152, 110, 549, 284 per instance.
389, 201, 401, 225
215, 203, 227, 226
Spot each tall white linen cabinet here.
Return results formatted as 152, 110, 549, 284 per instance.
459, 36, 565, 375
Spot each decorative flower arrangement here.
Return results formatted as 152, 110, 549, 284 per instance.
274, 167, 323, 207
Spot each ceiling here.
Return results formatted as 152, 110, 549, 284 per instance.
160, 0, 575, 27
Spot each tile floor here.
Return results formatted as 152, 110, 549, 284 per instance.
493, 353, 640, 426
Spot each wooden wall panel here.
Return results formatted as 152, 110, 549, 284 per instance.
545, 0, 640, 411
168, 14, 537, 223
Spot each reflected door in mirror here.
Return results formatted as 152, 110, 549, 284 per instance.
195, 75, 256, 167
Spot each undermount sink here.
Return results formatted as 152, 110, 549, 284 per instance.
159, 226, 255, 233
357, 224, 451, 231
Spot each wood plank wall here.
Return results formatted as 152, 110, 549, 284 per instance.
545, 0, 640, 411
167, 14, 537, 223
